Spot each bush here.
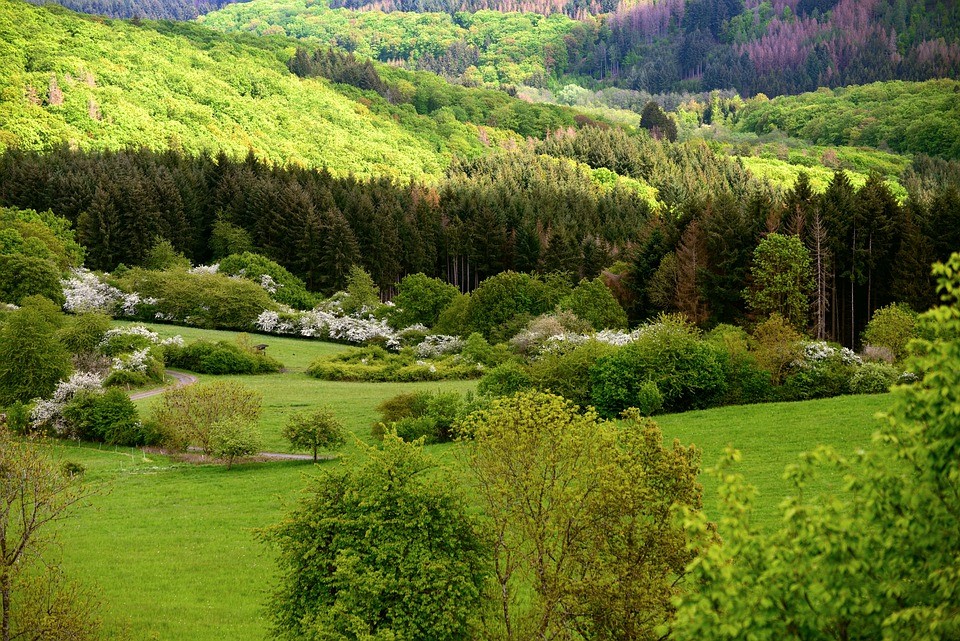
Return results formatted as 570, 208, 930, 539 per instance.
477, 362, 532, 398
707, 325, 774, 405
165, 338, 283, 375
862, 303, 918, 361
4, 401, 32, 435
307, 346, 479, 382
849, 362, 900, 395
208, 416, 262, 469
558, 278, 628, 330
751, 314, 803, 384
103, 369, 151, 389
282, 408, 347, 462
373, 390, 467, 443
632, 380, 663, 416
391, 415, 440, 443
375, 392, 432, 424
780, 358, 855, 401
529, 340, 618, 408
218, 252, 317, 310
150, 381, 262, 453
433, 293, 471, 336
466, 271, 565, 339
389, 273, 459, 329
58, 313, 112, 355
590, 318, 727, 417
61, 388, 146, 445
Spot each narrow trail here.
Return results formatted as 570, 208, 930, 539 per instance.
128, 370, 319, 462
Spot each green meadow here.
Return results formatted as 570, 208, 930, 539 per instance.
53, 324, 892, 640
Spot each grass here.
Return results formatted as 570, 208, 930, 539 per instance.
61, 323, 895, 640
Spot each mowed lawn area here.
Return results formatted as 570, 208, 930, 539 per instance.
55, 323, 895, 640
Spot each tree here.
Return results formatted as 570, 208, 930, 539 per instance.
460, 391, 705, 641
0, 430, 99, 641
281, 407, 347, 462
389, 273, 460, 329
340, 265, 380, 315
672, 253, 960, 641
745, 233, 813, 330
150, 381, 262, 454
558, 277, 628, 330
0, 302, 71, 407
639, 101, 678, 142
0, 254, 64, 307
208, 416, 262, 469
262, 434, 487, 641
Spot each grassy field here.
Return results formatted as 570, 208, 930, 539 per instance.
56, 324, 895, 640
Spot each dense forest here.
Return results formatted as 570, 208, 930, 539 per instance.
25, 0, 246, 20
202, 0, 960, 96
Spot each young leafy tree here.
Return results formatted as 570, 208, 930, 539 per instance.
262, 434, 487, 641
389, 272, 460, 329
745, 233, 814, 330
150, 381, 262, 454
460, 391, 705, 641
281, 407, 346, 462
208, 416, 262, 469
0, 430, 99, 641
673, 253, 960, 641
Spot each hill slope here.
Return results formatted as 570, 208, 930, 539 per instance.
0, 0, 457, 178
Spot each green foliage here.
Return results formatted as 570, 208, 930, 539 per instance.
849, 362, 900, 395
143, 238, 191, 271
780, 356, 854, 401
461, 392, 704, 640
0, 254, 64, 306
340, 265, 380, 316
476, 361, 531, 398
62, 387, 146, 446
115, 268, 277, 330
745, 232, 813, 330
281, 407, 346, 462
0, 302, 71, 406
466, 271, 566, 340
0, 207, 83, 271
209, 218, 254, 259
208, 416, 263, 469
590, 316, 727, 416
640, 101, 678, 142
57, 313, 111, 355
750, 314, 803, 384
150, 380, 262, 454
557, 277, 628, 330
862, 303, 919, 361
389, 273, 459, 329
736, 80, 960, 160
218, 252, 316, 310
262, 434, 487, 641
307, 346, 480, 382
528, 339, 617, 408
672, 252, 960, 641
372, 389, 469, 443
165, 338, 283, 375
433, 293, 472, 337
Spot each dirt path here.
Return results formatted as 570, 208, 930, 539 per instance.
129, 370, 198, 400
129, 370, 323, 462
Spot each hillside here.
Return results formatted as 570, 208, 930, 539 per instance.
0, 0, 495, 178
201, 0, 960, 97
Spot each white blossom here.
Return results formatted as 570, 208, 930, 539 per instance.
30, 372, 104, 435
188, 263, 220, 275
61, 268, 123, 314
112, 348, 152, 373
416, 335, 464, 358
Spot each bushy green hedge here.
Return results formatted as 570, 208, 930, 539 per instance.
61, 388, 154, 446
307, 346, 481, 382
371, 390, 476, 444
218, 252, 318, 310
165, 339, 283, 375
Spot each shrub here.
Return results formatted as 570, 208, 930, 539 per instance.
632, 380, 664, 416
373, 390, 467, 443
0, 254, 64, 307
862, 303, 918, 361
850, 362, 900, 395
529, 339, 618, 408
375, 392, 432, 424
780, 357, 855, 401
389, 273, 459, 329
208, 416, 262, 469
392, 415, 440, 443
58, 313, 112, 355
558, 278, 628, 330
61, 388, 146, 445
477, 362, 532, 398
433, 293, 471, 336
4, 401, 32, 435
150, 381, 262, 453
509, 310, 592, 356
282, 408, 347, 462
459, 332, 509, 367
466, 271, 563, 339
707, 325, 774, 405
590, 320, 727, 417
219, 252, 317, 310
103, 369, 150, 389
307, 346, 478, 382
750, 314, 803, 384
164, 338, 283, 375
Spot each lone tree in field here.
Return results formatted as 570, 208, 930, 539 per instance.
262, 434, 487, 641
0, 430, 99, 641
281, 407, 346, 462
150, 380, 262, 455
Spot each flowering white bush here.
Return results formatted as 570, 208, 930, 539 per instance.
99, 325, 161, 347
188, 263, 220, 275
160, 335, 184, 347
112, 348, 152, 374
254, 307, 400, 348
30, 372, 104, 435
799, 341, 863, 367
258, 274, 280, 294
416, 335, 464, 359
62, 268, 124, 314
